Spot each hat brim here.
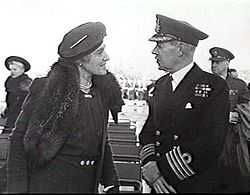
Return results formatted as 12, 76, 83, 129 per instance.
149, 34, 176, 42
5, 56, 31, 72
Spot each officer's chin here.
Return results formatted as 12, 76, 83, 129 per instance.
158, 65, 166, 72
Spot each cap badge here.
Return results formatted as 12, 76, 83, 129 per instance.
212, 50, 218, 56
70, 34, 88, 49
194, 83, 212, 98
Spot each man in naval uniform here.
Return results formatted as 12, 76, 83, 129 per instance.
139, 14, 230, 193
209, 47, 249, 193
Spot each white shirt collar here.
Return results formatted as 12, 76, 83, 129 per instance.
171, 63, 194, 91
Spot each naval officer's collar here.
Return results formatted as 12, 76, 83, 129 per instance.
171, 63, 194, 91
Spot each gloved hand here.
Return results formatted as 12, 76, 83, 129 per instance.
142, 161, 176, 193
110, 109, 118, 124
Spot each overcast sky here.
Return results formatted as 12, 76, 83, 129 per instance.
0, 0, 250, 99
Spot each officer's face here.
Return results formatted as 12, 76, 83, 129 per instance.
230, 71, 238, 78
81, 43, 109, 76
211, 60, 229, 76
8, 61, 25, 78
152, 41, 180, 73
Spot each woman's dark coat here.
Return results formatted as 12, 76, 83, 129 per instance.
6, 62, 122, 193
3, 74, 32, 129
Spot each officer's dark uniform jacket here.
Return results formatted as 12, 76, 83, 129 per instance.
139, 63, 230, 192
218, 75, 249, 192
226, 76, 248, 111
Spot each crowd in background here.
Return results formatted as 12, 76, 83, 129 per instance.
116, 76, 156, 101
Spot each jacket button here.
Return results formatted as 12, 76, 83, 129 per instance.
173, 135, 179, 140
80, 160, 85, 166
156, 130, 161, 136
155, 141, 161, 146
156, 153, 161, 157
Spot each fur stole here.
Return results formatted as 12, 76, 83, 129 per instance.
93, 71, 124, 111
93, 72, 124, 123
23, 60, 80, 169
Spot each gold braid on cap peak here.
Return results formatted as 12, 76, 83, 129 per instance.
155, 17, 161, 33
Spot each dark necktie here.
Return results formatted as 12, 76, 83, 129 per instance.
167, 73, 173, 92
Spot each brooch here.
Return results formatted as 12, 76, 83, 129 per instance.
84, 94, 93, 98
194, 84, 212, 97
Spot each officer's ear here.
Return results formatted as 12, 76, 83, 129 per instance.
225, 60, 230, 67
176, 42, 184, 57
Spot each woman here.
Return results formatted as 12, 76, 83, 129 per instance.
1, 56, 32, 133
7, 22, 120, 193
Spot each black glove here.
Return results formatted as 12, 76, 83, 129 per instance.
110, 110, 118, 124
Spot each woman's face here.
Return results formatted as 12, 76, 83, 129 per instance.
81, 43, 110, 76
8, 61, 25, 78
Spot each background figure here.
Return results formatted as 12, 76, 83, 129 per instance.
228, 68, 238, 79
1, 56, 32, 133
7, 22, 119, 193
93, 71, 125, 123
234, 91, 250, 178
209, 47, 249, 192
139, 14, 230, 193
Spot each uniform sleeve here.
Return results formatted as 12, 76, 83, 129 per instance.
157, 82, 230, 185
139, 102, 157, 165
139, 76, 166, 164
6, 79, 39, 193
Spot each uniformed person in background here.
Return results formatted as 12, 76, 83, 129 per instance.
209, 47, 249, 192
7, 22, 119, 193
1, 56, 32, 133
228, 68, 239, 79
139, 14, 230, 193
